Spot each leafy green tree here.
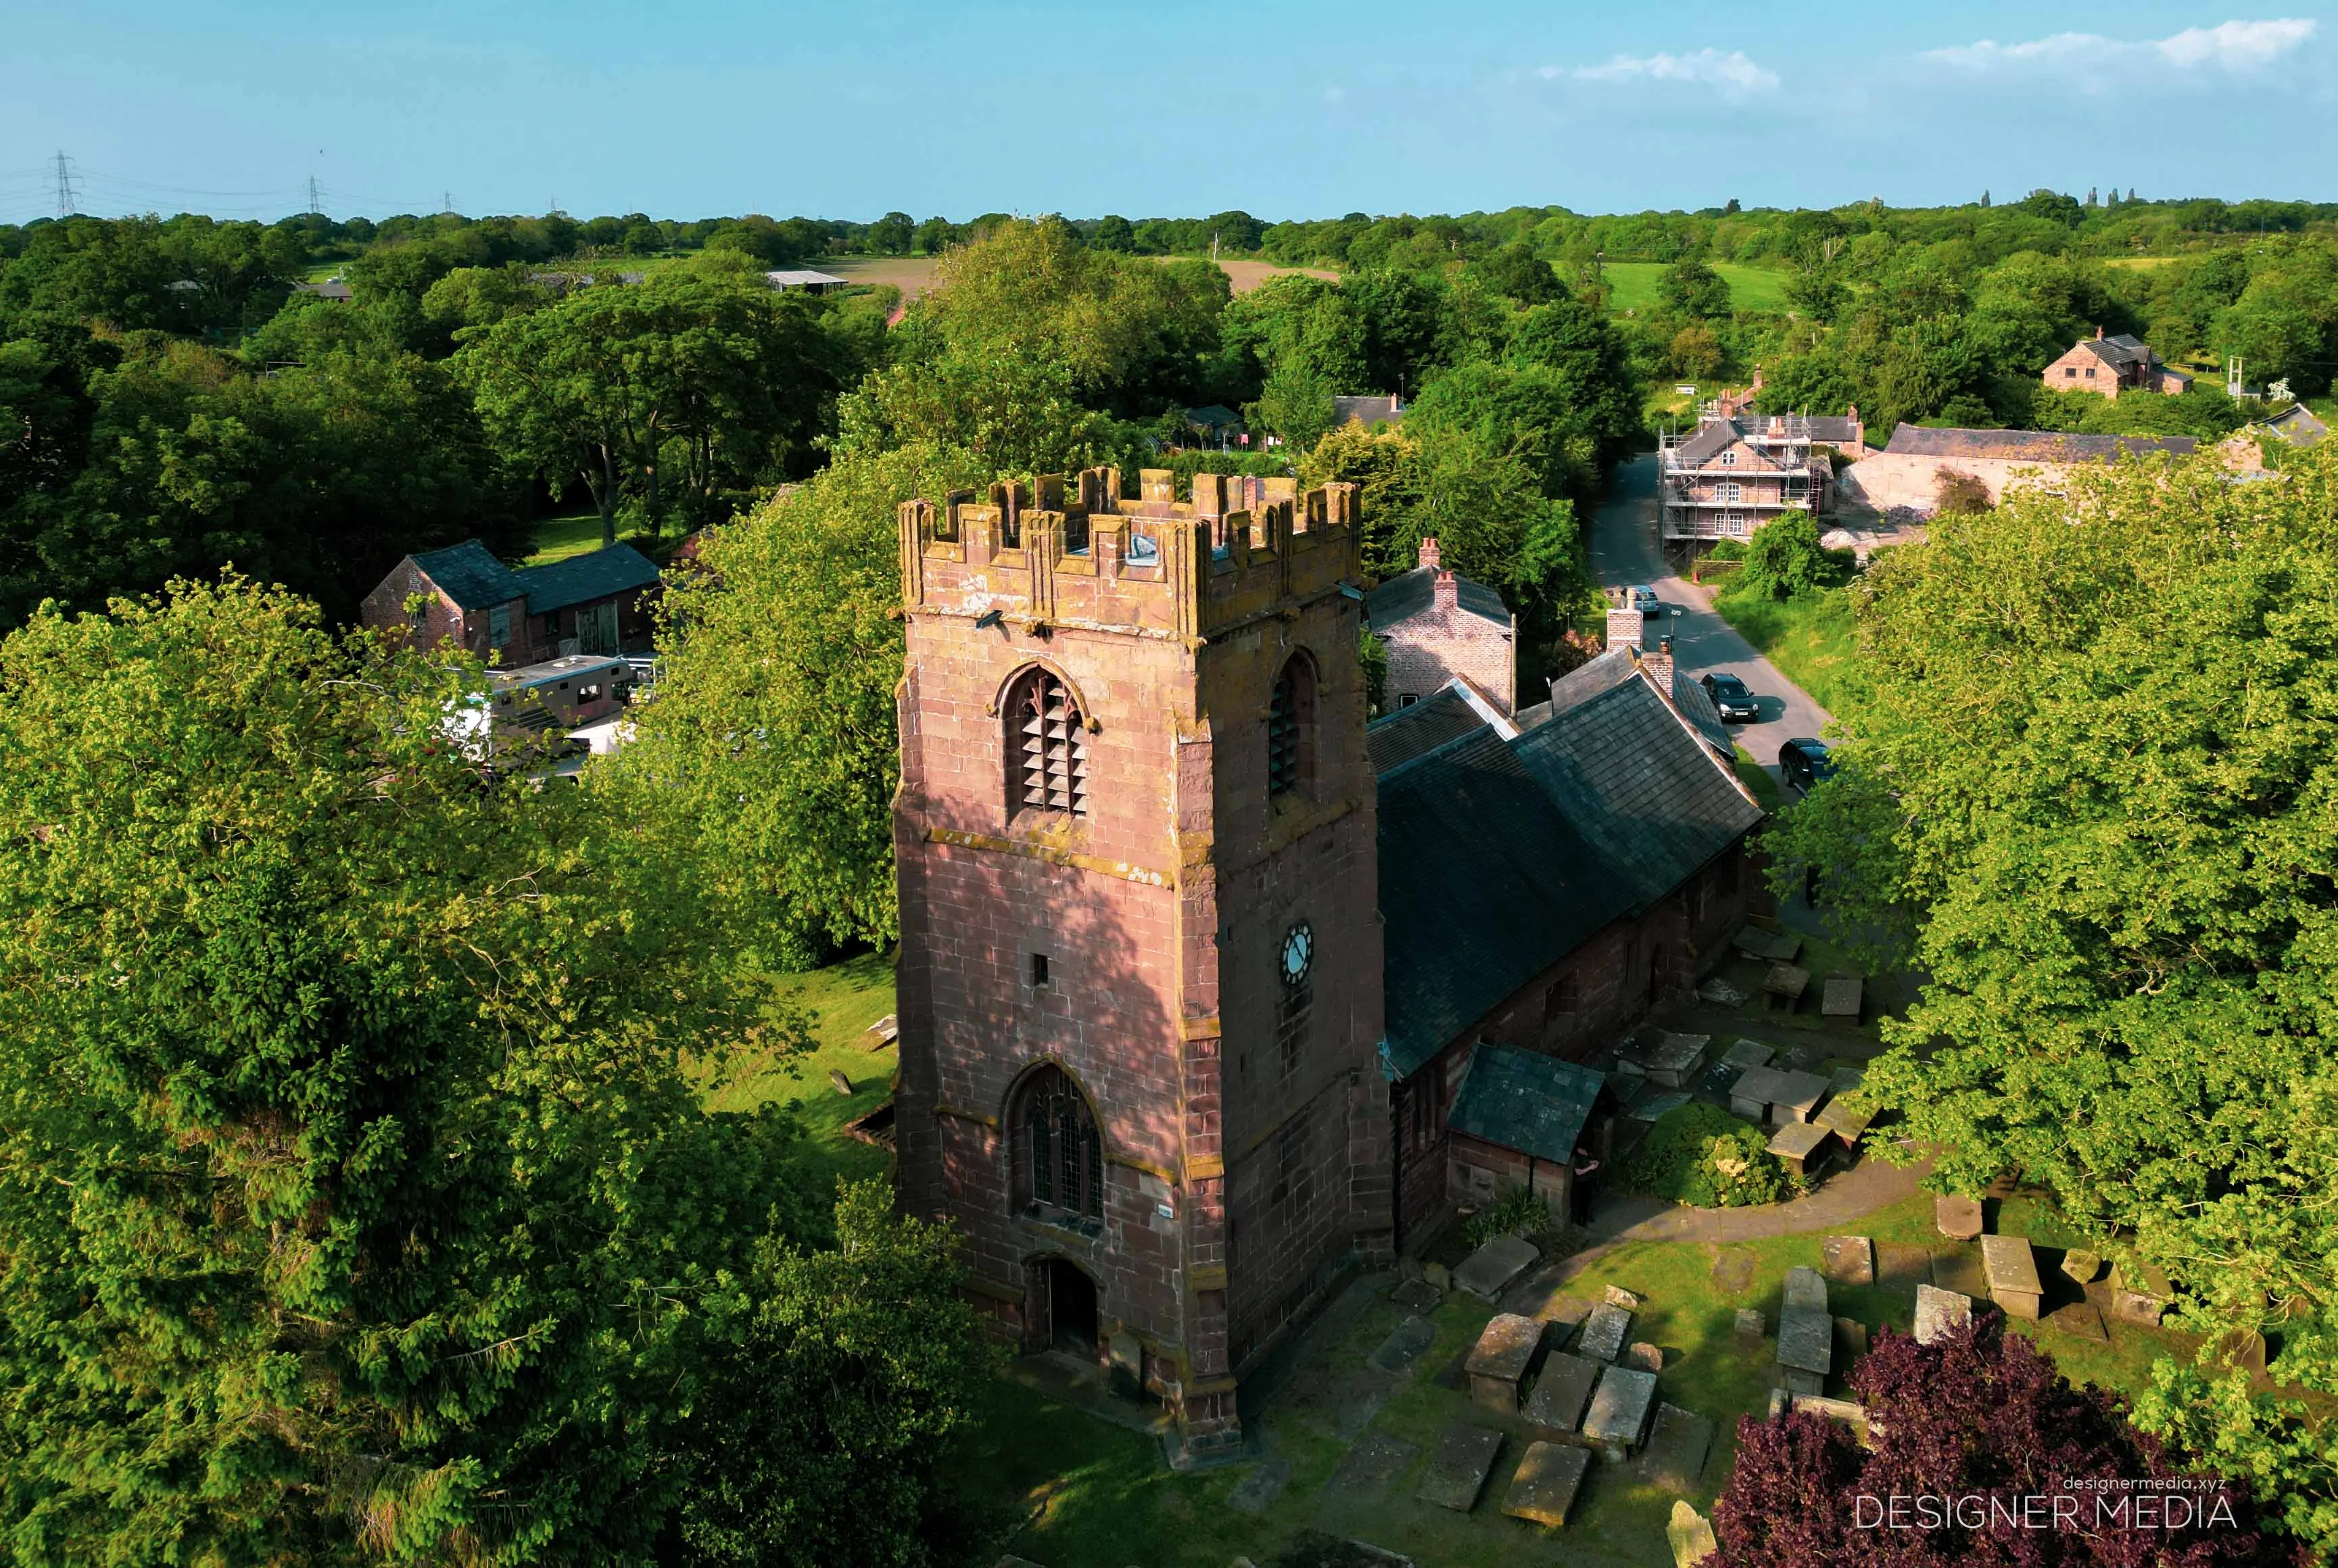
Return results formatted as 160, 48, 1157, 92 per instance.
1735, 510, 1841, 599
1475, 243, 1566, 305
1657, 254, 1733, 320
868, 211, 915, 257
419, 264, 551, 341
1091, 214, 1135, 253
1247, 361, 1337, 455
1762, 449, 2338, 1552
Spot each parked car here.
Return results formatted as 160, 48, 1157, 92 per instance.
1700, 671, 1760, 722
1778, 737, 1836, 794
1626, 584, 1663, 615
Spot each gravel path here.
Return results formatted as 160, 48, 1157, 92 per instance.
1582, 1151, 1932, 1245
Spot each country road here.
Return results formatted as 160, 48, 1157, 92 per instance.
1589, 454, 1834, 786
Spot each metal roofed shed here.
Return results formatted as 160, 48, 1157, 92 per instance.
763, 268, 849, 291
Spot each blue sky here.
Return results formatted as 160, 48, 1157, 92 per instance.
1, 2, 2331, 224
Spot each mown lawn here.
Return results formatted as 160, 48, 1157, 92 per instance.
1602, 261, 1791, 317
522, 510, 622, 566
1710, 585, 1865, 719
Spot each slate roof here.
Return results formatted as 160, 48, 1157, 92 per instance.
2265, 404, 2329, 448
512, 543, 663, 615
1367, 566, 1510, 628
1333, 394, 1405, 427
1674, 419, 1751, 465
1448, 1045, 1608, 1164
1378, 729, 1637, 1076
2076, 333, 2153, 369
410, 540, 526, 611
1670, 671, 1732, 755
1544, 647, 1638, 713
1368, 686, 1491, 774
1510, 677, 1764, 909
1884, 425, 2197, 462
1805, 415, 1861, 445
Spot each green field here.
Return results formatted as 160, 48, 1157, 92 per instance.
522, 510, 624, 566
1602, 261, 1791, 317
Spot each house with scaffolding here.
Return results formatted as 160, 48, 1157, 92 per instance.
1657, 394, 1863, 553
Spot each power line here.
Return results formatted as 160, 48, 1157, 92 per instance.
308, 174, 321, 216
52, 151, 77, 219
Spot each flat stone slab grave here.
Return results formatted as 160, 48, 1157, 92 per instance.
1575, 1302, 1633, 1364
1502, 1441, 1592, 1528
2048, 1300, 2109, 1343
1324, 1429, 1423, 1496
1639, 1031, 1711, 1089
1523, 1351, 1601, 1433
1639, 1402, 1716, 1495
1721, 1038, 1775, 1071
1821, 1235, 1876, 1285
1466, 1313, 1544, 1413
1581, 1364, 1661, 1458
1767, 1119, 1832, 1177
1390, 1277, 1443, 1316
1416, 1423, 1506, 1512
1454, 1235, 1540, 1303
1982, 1234, 2045, 1321
1367, 1316, 1437, 1378
1226, 1454, 1291, 1515
1711, 1248, 1757, 1295
1777, 1306, 1833, 1384
1914, 1283, 1974, 1346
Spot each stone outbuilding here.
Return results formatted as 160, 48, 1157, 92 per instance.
1444, 1044, 1616, 1222
1366, 538, 1518, 715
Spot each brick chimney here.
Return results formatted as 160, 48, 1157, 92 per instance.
1642, 634, 1675, 691
1605, 607, 1645, 650
1433, 569, 1457, 613
1418, 536, 1441, 571
2095, 325, 2105, 339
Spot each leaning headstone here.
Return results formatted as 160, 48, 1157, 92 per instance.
1935, 1194, 1985, 1240
1668, 1500, 1720, 1567
1366, 1316, 1437, 1377
1782, 1266, 1829, 1314
1981, 1235, 2044, 1321
2109, 1258, 2171, 1327
1913, 1283, 1974, 1346
1821, 1235, 1876, 1286
1522, 1352, 1600, 1432
1325, 1430, 1422, 1494
1582, 1364, 1661, 1459
1415, 1423, 1505, 1512
1627, 1341, 1665, 1373
1465, 1313, 1544, 1414
1640, 1402, 1716, 1494
1605, 1285, 1644, 1310
1575, 1302, 1633, 1363
1454, 1235, 1539, 1303
1734, 1308, 1766, 1342
828, 1068, 855, 1096
1391, 1277, 1443, 1316
1501, 1440, 1591, 1528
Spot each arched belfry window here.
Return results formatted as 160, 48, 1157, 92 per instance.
1009, 668, 1088, 817
1268, 655, 1316, 797
1016, 1064, 1105, 1222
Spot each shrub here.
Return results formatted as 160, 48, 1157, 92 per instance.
1616, 1103, 1795, 1208
1460, 1185, 1552, 1250
1932, 467, 1991, 516
1735, 513, 1852, 600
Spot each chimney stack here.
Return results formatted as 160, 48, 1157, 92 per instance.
1605, 606, 1646, 650
1433, 569, 1458, 613
2095, 325, 2105, 339
1418, 536, 1441, 571
1643, 633, 1675, 692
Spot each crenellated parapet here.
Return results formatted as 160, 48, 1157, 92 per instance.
899, 467, 1361, 643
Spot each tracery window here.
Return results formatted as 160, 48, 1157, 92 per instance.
1009, 668, 1088, 816
1016, 1065, 1104, 1221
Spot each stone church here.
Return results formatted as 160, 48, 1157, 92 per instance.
891, 467, 1760, 1462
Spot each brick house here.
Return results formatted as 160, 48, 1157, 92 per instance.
1658, 412, 1836, 548
892, 467, 1387, 1464
360, 540, 661, 665
1366, 538, 1518, 714
2042, 327, 2193, 400
1370, 647, 1763, 1249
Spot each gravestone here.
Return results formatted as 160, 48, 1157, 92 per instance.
1640, 1031, 1711, 1089
1627, 1341, 1665, 1373
1523, 1351, 1600, 1432
1502, 1441, 1591, 1528
1876, 1241, 1932, 1293
1605, 1285, 1644, 1310
1454, 1235, 1539, 1303
1721, 1038, 1775, 1071
1325, 1430, 1421, 1494
1767, 1119, 1832, 1178
1696, 977, 1749, 1007
1935, 1194, 1984, 1240
1225, 1455, 1290, 1515
1711, 1249, 1757, 1294
1913, 1283, 1974, 1346
1821, 1236, 1876, 1286
1775, 1307, 1832, 1396
1423, 1262, 1450, 1292
1734, 1308, 1766, 1342
1814, 1095, 1876, 1145
1696, 1060, 1742, 1099
2061, 1248, 2103, 1285
1640, 1402, 1716, 1494
1581, 1364, 1661, 1459
1366, 1316, 1437, 1377
1415, 1423, 1505, 1512
1465, 1313, 1544, 1414
1981, 1235, 2044, 1321
1627, 1090, 1692, 1124
2047, 1300, 2109, 1343
1540, 1294, 1594, 1334
1782, 1266, 1829, 1314
863, 1012, 898, 1047
1767, 1070, 1832, 1122
1335, 1373, 1391, 1440
2109, 1258, 2170, 1327
828, 1068, 855, 1096
1727, 1065, 1788, 1122
1668, 1500, 1720, 1567
1832, 1316, 1869, 1367
1575, 1302, 1633, 1363
1391, 1277, 1443, 1316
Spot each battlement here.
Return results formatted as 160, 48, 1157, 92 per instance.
899, 467, 1361, 642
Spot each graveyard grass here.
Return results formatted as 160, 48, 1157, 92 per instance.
746, 953, 2208, 1567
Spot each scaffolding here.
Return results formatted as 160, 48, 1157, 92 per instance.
1659, 413, 1828, 544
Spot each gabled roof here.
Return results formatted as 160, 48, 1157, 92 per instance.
1883, 425, 2197, 462
1805, 415, 1861, 445
2265, 404, 2329, 448
1377, 729, 1636, 1076
2074, 333, 2153, 369
1669, 669, 1732, 755
410, 540, 526, 611
1368, 687, 1488, 773
1510, 675, 1763, 909
1448, 1045, 1607, 1164
512, 544, 662, 615
1367, 565, 1510, 629
1544, 646, 1638, 713
1185, 404, 1242, 429
764, 268, 847, 288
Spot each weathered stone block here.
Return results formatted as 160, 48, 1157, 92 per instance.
1935, 1194, 1984, 1240
1640, 1402, 1715, 1494
1454, 1236, 1538, 1302
1734, 1308, 1766, 1342
1981, 1234, 2043, 1321
1415, 1423, 1505, 1512
1465, 1313, 1544, 1413
1523, 1351, 1600, 1433
1820, 1235, 1874, 1286
1668, 1500, 1719, 1567
1502, 1441, 1591, 1528
1582, 1364, 1660, 1458
1575, 1302, 1632, 1364
1913, 1283, 1974, 1346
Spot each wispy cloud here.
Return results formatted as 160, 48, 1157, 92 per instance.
1926, 17, 2314, 74
1550, 48, 1780, 97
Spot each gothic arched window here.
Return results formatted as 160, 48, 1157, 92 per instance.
1268, 654, 1316, 797
1016, 1064, 1104, 1222
1008, 668, 1088, 817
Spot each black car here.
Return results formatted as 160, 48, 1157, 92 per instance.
1778, 736, 1836, 794
1700, 671, 1760, 722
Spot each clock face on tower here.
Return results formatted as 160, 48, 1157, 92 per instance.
1280, 921, 1314, 989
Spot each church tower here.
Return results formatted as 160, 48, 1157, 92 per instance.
892, 467, 1390, 1460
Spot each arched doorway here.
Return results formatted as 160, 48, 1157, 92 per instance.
1029, 1256, 1099, 1355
